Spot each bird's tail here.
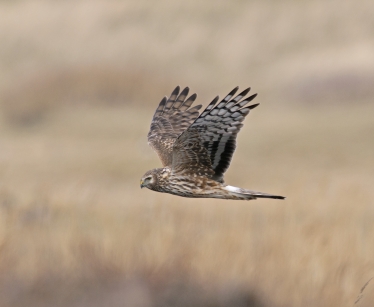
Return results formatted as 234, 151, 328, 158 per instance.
224, 185, 285, 200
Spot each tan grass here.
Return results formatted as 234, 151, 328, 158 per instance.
1, 103, 374, 306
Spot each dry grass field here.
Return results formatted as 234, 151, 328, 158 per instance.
1, 1, 374, 306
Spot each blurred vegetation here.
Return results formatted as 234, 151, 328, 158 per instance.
0, 0, 374, 306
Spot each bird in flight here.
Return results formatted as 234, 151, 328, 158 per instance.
140, 86, 285, 200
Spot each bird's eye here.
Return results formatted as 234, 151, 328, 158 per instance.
144, 176, 152, 183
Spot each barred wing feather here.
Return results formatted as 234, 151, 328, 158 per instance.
172, 87, 258, 182
148, 86, 202, 166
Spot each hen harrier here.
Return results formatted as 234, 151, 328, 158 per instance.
140, 86, 285, 200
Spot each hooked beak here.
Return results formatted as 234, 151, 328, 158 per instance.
140, 179, 144, 189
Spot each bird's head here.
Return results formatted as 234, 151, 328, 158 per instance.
140, 169, 158, 190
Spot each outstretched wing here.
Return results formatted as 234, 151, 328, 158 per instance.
148, 86, 202, 166
172, 87, 258, 182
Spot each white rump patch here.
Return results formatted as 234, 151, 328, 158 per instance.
225, 185, 241, 193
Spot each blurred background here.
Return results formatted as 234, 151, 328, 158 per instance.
0, 0, 374, 306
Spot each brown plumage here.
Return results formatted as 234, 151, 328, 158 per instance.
140, 86, 285, 201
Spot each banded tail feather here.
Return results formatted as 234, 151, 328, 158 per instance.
224, 185, 285, 200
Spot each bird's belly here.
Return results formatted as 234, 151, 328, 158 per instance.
161, 176, 225, 199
